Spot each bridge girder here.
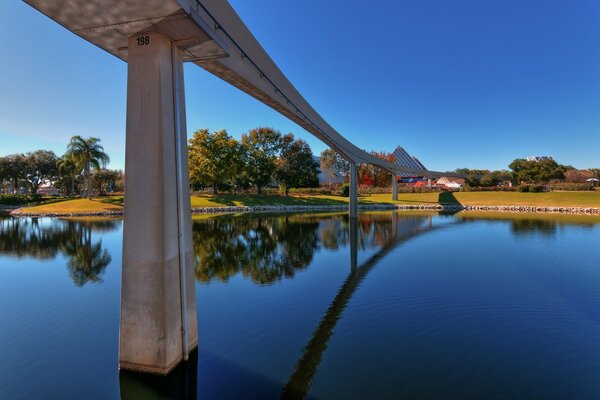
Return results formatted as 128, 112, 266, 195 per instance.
24, 0, 461, 179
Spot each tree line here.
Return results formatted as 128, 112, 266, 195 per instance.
0, 136, 121, 198
188, 127, 319, 195
456, 158, 600, 187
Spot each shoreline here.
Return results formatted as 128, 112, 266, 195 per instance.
5, 203, 600, 218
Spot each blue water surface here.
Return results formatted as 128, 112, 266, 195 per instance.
0, 211, 599, 399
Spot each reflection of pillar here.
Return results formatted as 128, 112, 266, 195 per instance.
349, 161, 358, 218
349, 217, 358, 270
392, 174, 398, 201
427, 178, 432, 189
120, 350, 198, 399
120, 32, 197, 375
391, 211, 398, 238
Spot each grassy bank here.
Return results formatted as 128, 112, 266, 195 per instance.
6, 191, 600, 215
376, 191, 600, 207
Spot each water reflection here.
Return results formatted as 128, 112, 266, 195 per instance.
0, 217, 118, 285
192, 215, 320, 284
456, 212, 599, 236
120, 350, 198, 400
192, 213, 423, 285
282, 214, 437, 399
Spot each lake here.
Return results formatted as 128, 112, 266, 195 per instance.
1, 211, 599, 399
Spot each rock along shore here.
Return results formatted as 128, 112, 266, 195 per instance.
5, 203, 600, 217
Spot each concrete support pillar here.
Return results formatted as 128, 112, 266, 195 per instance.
119, 32, 197, 375
427, 178, 432, 189
392, 174, 398, 201
349, 161, 358, 218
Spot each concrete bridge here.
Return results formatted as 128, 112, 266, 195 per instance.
24, 0, 461, 375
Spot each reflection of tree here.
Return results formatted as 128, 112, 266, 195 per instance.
59, 222, 112, 286
0, 217, 62, 259
457, 214, 596, 236
510, 219, 556, 236
0, 217, 117, 285
193, 215, 320, 284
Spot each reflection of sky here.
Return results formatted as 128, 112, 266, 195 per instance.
1, 213, 600, 399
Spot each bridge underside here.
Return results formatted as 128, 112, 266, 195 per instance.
24, 0, 461, 374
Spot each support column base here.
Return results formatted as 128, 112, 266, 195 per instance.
119, 341, 198, 376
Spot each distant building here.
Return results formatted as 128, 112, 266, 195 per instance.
392, 146, 427, 177
526, 156, 553, 162
436, 177, 465, 189
37, 183, 59, 196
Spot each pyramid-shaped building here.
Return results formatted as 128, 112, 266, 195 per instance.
392, 146, 427, 177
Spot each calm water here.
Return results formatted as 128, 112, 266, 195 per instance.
1, 211, 600, 399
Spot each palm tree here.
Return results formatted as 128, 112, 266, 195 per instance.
65, 136, 110, 199
57, 154, 79, 196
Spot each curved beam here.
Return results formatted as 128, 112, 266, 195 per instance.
23, 0, 460, 177
187, 1, 458, 178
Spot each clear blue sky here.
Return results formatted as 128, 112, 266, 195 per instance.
1, 0, 599, 171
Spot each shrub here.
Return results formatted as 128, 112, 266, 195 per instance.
341, 184, 350, 197
461, 186, 516, 192
530, 185, 544, 193
548, 182, 594, 191
0, 194, 40, 205
517, 185, 530, 192
289, 187, 333, 195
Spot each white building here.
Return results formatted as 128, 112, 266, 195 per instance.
526, 156, 553, 162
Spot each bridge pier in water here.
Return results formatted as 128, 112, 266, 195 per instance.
119, 32, 198, 375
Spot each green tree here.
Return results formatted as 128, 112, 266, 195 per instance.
92, 168, 121, 195
455, 168, 491, 187
188, 129, 244, 194
274, 134, 319, 195
241, 127, 283, 195
509, 158, 566, 184
56, 154, 80, 196
319, 149, 349, 186
65, 136, 110, 199
1, 154, 26, 193
22, 150, 58, 194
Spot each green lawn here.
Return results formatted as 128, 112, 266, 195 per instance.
368, 191, 600, 207
8, 191, 600, 215
190, 194, 348, 207
14, 198, 123, 214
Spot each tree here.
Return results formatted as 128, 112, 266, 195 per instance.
319, 149, 349, 186
22, 150, 58, 194
455, 168, 490, 187
564, 169, 594, 183
274, 134, 319, 195
241, 127, 283, 194
509, 158, 566, 184
56, 154, 80, 196
92, 168, 121, 195
65, 136, 110, 199
370, 151, 395, 188
0, 154, 26, 193
358, 151, 395, 188
188, 129, 244, 194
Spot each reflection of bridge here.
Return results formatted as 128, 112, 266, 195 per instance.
24, 0, 461, 374
282, 213, 461, 399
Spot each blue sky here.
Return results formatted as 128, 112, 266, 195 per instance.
1, 0, 599, 171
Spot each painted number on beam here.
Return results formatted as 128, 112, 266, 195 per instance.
136, 36, 150, 46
